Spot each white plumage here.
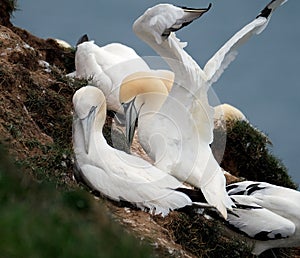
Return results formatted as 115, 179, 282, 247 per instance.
72, 86, 195, 216
226, 181, 300, 255
75, 40, 150, 112
128, 3, 233, 218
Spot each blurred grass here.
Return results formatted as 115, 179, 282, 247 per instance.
0, 143, 153, 258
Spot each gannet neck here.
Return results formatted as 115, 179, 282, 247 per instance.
120, 73, 169, 117
132, 4, 208, 93
91, 106, 108, 146
138, 92, 167, 121
73, 86, 108, 154
135, 31, 206, 91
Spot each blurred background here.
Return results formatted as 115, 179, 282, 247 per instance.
12, 0, 300, 186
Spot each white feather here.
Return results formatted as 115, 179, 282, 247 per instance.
128, 0, 288, 219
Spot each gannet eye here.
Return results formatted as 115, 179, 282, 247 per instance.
122, 102, 129, 110
85, 105, 97, 119
122, 97, 137, 113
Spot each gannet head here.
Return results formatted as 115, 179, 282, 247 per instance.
133, 3, 211, 45
119, 71, 171, 146
73, 86, 106, 153
151, 69, 175, 92
214, 103, 247, 123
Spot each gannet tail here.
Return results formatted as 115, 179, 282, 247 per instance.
143, 190, 193, 217
201, 172, 234, 219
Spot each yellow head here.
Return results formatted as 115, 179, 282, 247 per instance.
119, 70, 173, 104
73, 86, 107, 153
119, 70, 173, 146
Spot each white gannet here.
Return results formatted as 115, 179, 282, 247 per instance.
72, 85, 197, 216
226, 181, 300, 255
75, 40, 151, 112
213, 103, 247, 123
124, 2, 234, 218
121, 0, 287, 218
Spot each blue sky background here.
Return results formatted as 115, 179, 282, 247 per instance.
12, 0, 300, 186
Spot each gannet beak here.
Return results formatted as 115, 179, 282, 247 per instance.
180, 3, 212, 17
162, 3, 212, 38
123, 97, 139, 147
179, 3, 212, 26
80, 106, 97, 154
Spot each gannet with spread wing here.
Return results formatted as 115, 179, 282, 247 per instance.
120, 0, 287, 218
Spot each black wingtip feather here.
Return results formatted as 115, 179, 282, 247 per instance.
256, 0, 276, 19
179, 3, 212, 12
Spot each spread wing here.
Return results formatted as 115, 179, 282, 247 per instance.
203, 0, 288, 85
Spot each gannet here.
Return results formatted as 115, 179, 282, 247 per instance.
72, 85, 197, 216
53, 38, 73, 49
121, 0, 287, 218
213, 103, 247, 123
75, 40, 150, 112
226, 181, 300, 255
123, 2, 234, 219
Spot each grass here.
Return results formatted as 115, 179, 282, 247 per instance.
159, 210, 253, 258
158, 208, 294, 258
17, 140, 74, 189
0, 143, 153, 258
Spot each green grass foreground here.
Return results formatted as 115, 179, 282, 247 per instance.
0, 144, 153, 258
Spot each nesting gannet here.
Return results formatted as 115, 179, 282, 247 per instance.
121, 0, 287, 218
72, 85, 197, 216
75, 40, 151, 112
226, 181, 300, 255
213, 103, 247, 123
53, 38, 73, 49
